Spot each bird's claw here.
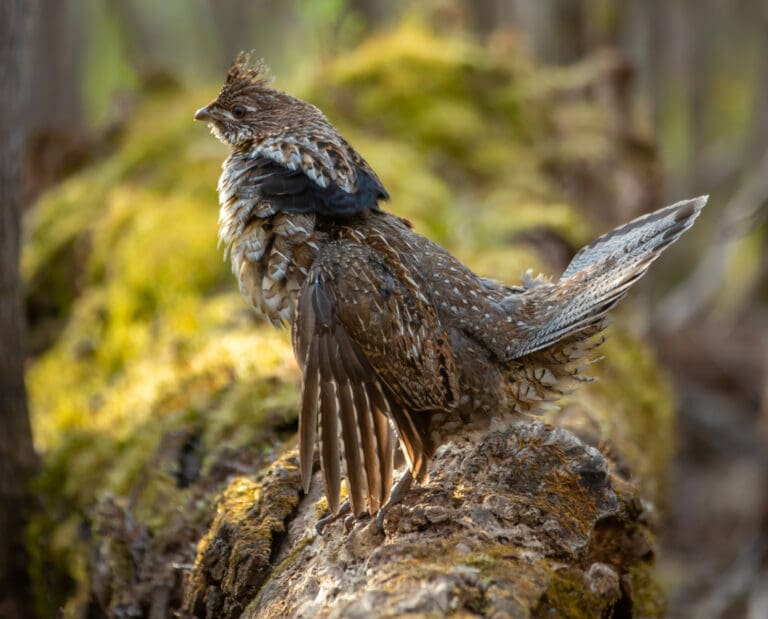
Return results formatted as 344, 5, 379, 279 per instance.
315, 499, 351, 535
375, 470, 414, 534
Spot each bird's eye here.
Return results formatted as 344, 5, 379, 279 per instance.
232, 105, 246, 119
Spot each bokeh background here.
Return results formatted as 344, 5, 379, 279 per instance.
4, 0, 768, 617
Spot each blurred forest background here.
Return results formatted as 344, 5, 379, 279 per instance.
2, 0, 767, 617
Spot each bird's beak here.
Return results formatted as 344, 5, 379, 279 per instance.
194, 106, 212, 121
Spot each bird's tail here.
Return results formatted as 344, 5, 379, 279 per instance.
500, 196, 705, 412
506, 196, 707, 360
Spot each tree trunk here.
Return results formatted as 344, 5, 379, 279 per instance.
27, 0, 82, 130
0, 1, 39, 618
511, 0, 588, 65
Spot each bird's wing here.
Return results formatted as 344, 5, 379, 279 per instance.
293, 240, 458, 516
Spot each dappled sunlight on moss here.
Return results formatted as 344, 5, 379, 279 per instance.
24, 86, 301, 614
481, 196, 589, 245
328, 18, 483, 91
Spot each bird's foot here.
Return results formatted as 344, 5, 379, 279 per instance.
315, 500, 351, 535
376, 470, 413, 534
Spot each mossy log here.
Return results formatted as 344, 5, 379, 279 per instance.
184, 419, 663, 618
24, 17, 671, 619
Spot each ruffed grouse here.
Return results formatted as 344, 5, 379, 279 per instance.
195, 54, 705, 522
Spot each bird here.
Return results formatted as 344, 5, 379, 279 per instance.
195, 53, 705, 525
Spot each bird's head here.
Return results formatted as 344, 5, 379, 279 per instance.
194, 53, 299, 148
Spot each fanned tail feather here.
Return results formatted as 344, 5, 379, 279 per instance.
505, 196, 707, 359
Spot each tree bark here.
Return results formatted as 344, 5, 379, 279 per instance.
511, 0, 588, 65
0, 1, 38, 617
27, 0, 82, 130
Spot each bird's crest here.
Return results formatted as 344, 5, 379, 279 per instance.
226, 52, 271, 88
214, 52, 273, 107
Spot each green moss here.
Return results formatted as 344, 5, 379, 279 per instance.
187, 452, 302, 614
23, 86, 303, 614
625, 562, 666, 618
535, 568, 607, 619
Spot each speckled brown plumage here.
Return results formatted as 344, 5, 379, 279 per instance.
196, 54, 706, 519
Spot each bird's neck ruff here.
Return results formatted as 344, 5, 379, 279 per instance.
217, 150, 263, 255
216, 149, 321, 326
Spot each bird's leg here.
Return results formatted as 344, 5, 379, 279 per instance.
315, 499, 351, 535
376, 470, 413, 533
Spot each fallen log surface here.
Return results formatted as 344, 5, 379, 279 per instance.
184, 417, 664, 618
